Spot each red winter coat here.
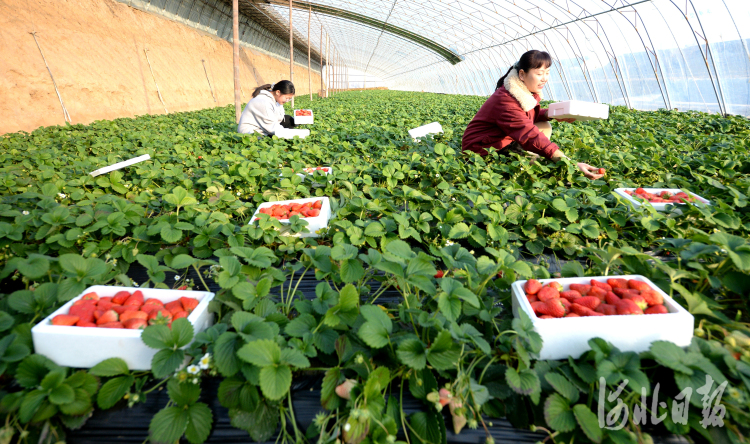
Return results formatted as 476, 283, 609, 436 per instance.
461, 85, 559, 158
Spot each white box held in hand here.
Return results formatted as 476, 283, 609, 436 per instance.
511, 275, 694, 360
32, 286, 215, 370
294, 109, 314, 125
250, 196, 331, 238
614, 188, 710, 213
548, 100, 609, 121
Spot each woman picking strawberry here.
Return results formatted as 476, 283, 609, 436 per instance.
238, 81, 308, 139
462, 50, 604, 180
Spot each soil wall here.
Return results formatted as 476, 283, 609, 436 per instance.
0, 0, 322, 134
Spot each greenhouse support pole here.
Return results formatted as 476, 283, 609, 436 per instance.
289, 0, 294, 108
232, 0, 241, 123
30, 32, 71, 123
325, 34, 330, 98
308, 4, 312, 101
320, 25, 324, 97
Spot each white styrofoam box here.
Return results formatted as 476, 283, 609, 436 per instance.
249, 196, 331, 238
548, 100, 609, 121
32, 286, 215, 370
511, 275, 694, 360
614, 188, 711, 213
408, 122, 443, 141
294, 109, 314, 125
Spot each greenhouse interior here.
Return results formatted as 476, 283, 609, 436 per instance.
1, 0, 750, 443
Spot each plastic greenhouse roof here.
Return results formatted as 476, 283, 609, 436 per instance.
251, 0, 750, 116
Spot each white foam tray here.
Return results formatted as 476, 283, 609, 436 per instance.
548, 100, 609, 121
249, 196, 331, 238
294, 109, 314, 125
511, 275, 694, 360
408, 122, 443, 141
32, 286, 215, 370
614, 188, 711, 213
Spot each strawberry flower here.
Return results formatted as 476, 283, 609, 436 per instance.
199, 353, 211, 369
187, 364, 200, 375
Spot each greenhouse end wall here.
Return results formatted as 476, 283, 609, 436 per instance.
0, 0, 322, 135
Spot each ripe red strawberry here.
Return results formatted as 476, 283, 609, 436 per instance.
537, 286, 560, 302
623, 294, 648, 310
72, 298, 97, 308
645, 304, 668, 315
165, 300, 183, 315
591, 280, 613, 291
81, 292, 99, 301
148, 309, 173, 325
627, 280, 651, 292
565, 313, 580, 318
598, 168, 606, 175
571, 303, 599, 316
640, 290, 663, 306
524, 279, 542, 295
569, 284, 592, 295
73, 309, 95, 324
112, 305, 138, 315
546, 281, 563, 292
539, 299, 566, 318
307, 209, 321, 217
172, 310, 189, 320
124, 290, 144, 306
312, 200, 323, 210
539, 315, 554, 319
606, 279, 629, 289
588, 286, 607, 300
605, 292, 621, 306
576, 296, 601, 310
99, 322, 125, 329
179, 297, 199, 313
595, 303, 617, 316
97, 300, 114, 311
51, 314, 79, 326
434, 270, 444, 278
530, 301, 546, 315
112, 291, 131, 305
613, 288, 639, 298
124, 318, 148, 329
559, 298, 571, 314
560, 290, 581, 301
588, 310, 605, 316
120, 310, 148, 323
96, 310, 119, 325
76, 321, 97, 327
616, 299, 644, 315
143, 298, 164, 307
98, 297, 113, 304
527, 294, 539, 303
70, 304, 95, 319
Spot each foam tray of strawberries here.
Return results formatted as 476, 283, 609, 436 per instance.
511, 275, 694, 360
250, 197, 332, 238
614, 187, 710, 212
31, 286, 215, 370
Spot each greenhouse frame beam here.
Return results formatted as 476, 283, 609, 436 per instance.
256, 0, 463, 65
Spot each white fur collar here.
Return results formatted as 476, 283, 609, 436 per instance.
503, 68, 541, 112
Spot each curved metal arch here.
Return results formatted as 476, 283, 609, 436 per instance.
260, 0, 463, 64
667, 0, 727, 115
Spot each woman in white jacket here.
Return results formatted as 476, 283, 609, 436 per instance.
238, 81, 308, 139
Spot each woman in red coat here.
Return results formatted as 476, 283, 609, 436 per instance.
462, 50, 603, 179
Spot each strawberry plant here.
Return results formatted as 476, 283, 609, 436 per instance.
0, 90, 749, 443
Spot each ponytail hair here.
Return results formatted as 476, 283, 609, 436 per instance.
496, 50, 552, 90
253, 80, 296, 98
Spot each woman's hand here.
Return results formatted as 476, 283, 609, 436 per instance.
577, 163, 605, 180
554, 117, 576, 123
